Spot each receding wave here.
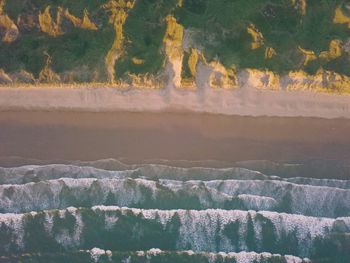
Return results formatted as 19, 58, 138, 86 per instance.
2, 163, 350, 188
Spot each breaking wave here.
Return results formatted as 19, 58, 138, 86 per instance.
0, 206, 349, 258
0, 177, 350, 217
1, 248, 310, 263
0, 161, 349, 262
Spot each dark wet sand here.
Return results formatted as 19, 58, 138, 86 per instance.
0, 111, 350, 165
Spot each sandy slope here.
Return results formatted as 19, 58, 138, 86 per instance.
0, 85, 349, 118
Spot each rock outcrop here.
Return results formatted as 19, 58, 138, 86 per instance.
291, 0, 307, 15
0, 0, 349, 95
103, 0, 135, 84
284, 69, 350, 93
333, 4, 350, 28
163, 15, 184, 88
38, 53, 61, 83
0, 68, 12, 84
240, 69, 280, 90
38, 6, 64, 37
63, 8, 98, 30
299, 40, 343, 65
0, 0, 19, 43
39, 6, 98, 37
298, 46, 317, 66
319, 39, 343, 61
181, 48, 199, 88
264, 47, 276, 59
247, 23, 264, 50
208, 60, 238, 89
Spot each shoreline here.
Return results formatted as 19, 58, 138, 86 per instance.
0, 85, 349, 118
1, 111, 350, 164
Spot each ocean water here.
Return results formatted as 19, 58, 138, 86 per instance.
0, 160, 349, 263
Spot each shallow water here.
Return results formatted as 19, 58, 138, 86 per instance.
0, 112, 349, 262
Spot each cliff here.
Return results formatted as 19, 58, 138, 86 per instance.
0, 0, 349, 94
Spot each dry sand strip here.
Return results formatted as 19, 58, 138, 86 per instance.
0, 85, 349, 118
0, 111, 350, 163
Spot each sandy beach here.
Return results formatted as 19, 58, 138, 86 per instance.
1, 111, 350, 164
0, 85, 349, 118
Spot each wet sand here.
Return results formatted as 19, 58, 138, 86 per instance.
0, 111, 350, 164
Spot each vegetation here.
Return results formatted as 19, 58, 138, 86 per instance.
0, 0, 349, 83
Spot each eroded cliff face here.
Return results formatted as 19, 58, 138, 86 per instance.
240, 69, 280, 91
0, 0, 18, 43
163, 15, 184, 88
103, 0, 135, 84
291, 0, 307, 16
180, 48, 198, 88
247, 23, 264, 50
38, 53, 61, 83
38, 6, 64, 37
0, 0, 349, 94
63, 9, 98, 31
333, 4, 350, 28
299, 40, 343, 66
207, 61, 238, 89
286, 69, 350, 93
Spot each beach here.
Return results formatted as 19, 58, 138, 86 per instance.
0, 85, 349, 118
1, 110, 350, 164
